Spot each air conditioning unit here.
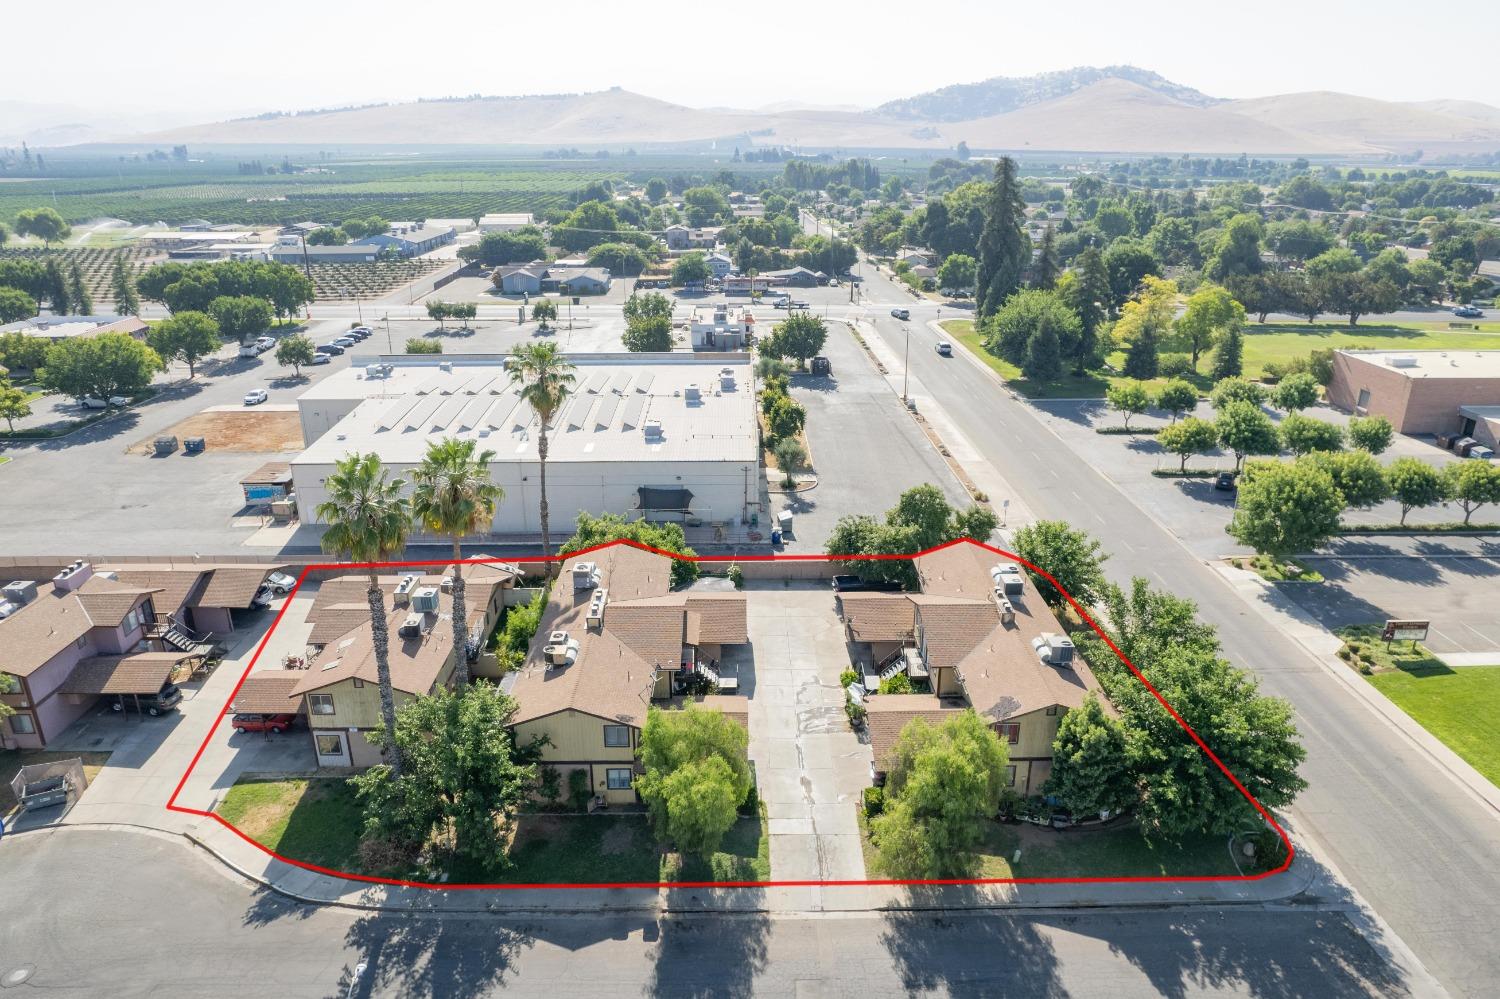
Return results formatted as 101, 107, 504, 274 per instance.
3, 580, 38, 606
643, 420, 663, 440
393, 573, 420, 605
683, 384, 701, 403
586, 588, 609, 629
52, 560, 93, 593
997, 598, 1015, 627
543, 633, 580, 667
1032, 633, 1074, 666
410, 587, 440, 613
440, 576, 454, 593
571, 562, 600, 590
439, 361, 453, 373
990, 564, 1024, 596
398, 612, 429, 639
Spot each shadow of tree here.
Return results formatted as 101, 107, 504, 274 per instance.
647, 904, 770, 998
880, 893, 1066, 998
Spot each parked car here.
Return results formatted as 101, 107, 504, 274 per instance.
263, 570, 299, 595
254, 336, 276, 352
80, 396, 129, 409
789, 301, 811, 310
890, 307, 911, 320
935, 341, 953, 356
1214, 471, 1238, 492
832, 574, 904, 593
810, 356, 832, 377
332, 336, 357, 348
345, 329, 371, 340
231, 712, 298, 735
772, 299, 790, 309
1453, 305, 1484, 318
315, 343, 345, 356
308, 352, 331, 365
109, 682, 182, 716
243, 388, 269, 406
348, 326, 373, 335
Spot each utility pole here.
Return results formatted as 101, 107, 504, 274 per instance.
902, 322, 910, 404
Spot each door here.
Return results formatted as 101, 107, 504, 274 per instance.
1461, 417, 1477, 437
313, 730, 350, 767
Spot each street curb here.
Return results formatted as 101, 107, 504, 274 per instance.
1215, 565, 1500, 818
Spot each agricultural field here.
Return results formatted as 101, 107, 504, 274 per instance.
305, 259, 444, 300
0, 246, 163, 305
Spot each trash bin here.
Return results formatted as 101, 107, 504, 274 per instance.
771, 528, 783, 546
183, 437, 206, 455
777, 510, 794, 535
153, 436, 178, 456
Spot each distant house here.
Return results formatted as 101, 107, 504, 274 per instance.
706, 252, 735, 279
491, 262, 612, 296
0, 315, 148, 351
551, 267, 613, 296
354, 222, 455, 258
493, 262, 548, 296
689, 304, 753, 350
761, 266, 826, 287
897, 248, 932, 269
663, 225, 723, 251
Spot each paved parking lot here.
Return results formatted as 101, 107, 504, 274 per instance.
1289, 535, 1500, 662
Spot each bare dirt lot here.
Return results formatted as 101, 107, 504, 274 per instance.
129, 406, 304, 455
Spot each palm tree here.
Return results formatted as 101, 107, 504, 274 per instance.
410, 438, 504, 689
316, 453, 411, 775
507, 342, 576, 564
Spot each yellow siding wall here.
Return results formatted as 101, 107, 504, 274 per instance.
514, 710, 638, 764
932, 666, 964, 698
306, 681, 425, 730
1010, 707, 1063, 759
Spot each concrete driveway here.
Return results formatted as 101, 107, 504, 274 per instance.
744, 582, 871, 890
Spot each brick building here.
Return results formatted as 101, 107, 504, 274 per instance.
1326, 350, 1500, 448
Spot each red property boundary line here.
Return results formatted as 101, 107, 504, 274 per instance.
165, 537, 1295, 891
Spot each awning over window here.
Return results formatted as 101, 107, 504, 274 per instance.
636, 486, 693, 511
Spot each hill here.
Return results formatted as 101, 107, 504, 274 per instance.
874, 66, 1220, 121
1224, 91, 1500, 154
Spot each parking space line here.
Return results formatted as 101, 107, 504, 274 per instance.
1429, 626, 1471, 653
1461, 622, 1494, 646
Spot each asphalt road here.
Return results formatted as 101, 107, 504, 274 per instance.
852, 261, 1500, 999
0, 828, 1419, 999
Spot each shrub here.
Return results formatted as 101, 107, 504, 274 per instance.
878, 672, 914, 695
727, 563, 744, 589
1158, 353, 1194, 378
863, 786, 885, 818
405, 338, 442, 354
537, 765, 562, 803
568, 768, 592, 811
845, 698, 867, 727
840, 669, 859, 688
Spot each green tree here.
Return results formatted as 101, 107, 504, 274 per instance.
1023, 317, 1063, 381
1443, 460, 1500, 525
635, 706, 753, 857
1102, 238, 1162, 308
976, 157, 1029, 317
586, 241, 650, 276
1271, 372, 1321, 413
507, 342, 576, 561
1385, 457, 1446, 526
274, 334, 316, 376
471, 227, 549, 267
0, 331, 49, 372
772, 436, 806, 488
1157, 416, 1219, 472
260, 264, 314, 323
1086, 576, 1220, 671
43, 258, 69, 313
645, 177, 668, 203
872, 712, 1010, 879
1046, 693, 1134, 818
426, 300, 452, 331
1278, 413, 1345, 456
1347, 415, 1394, 455
208, 295, 272, 344
1032, 224, 1060, 289
14, 207, 70, 245
351, 682, 537, 861
0, 287, 36, 324
1173, 284, 1244, 372
623, 291, 673, 324
410, 438, 504, 689
316, 453, 412, 775
1064, 246, 1111, 374
936, 252, 977, 292
531, 298, 558, 327
1229, 458, 1344, 558
1154, 379, 1198, 423
623, 314, 674, 352
1209, 376, 1265, 410
1310, 450, 1389, 509
0, 377, 33, 431
149, 310, 221, 378
1204, 214, 1264, 282
1210, 325, 1244, 380
762, 313, 828, 370
306, 226, 344, 245
826, 485, 996, 589
1105, 380, 1151, 431
67, 262, 92, 315
1011, 519, 1109, 607
110, 255, 140, 316
671, 251, 710, 286
41, 331, 163, 401
559, 511, 700, 587
1115, 275, 1176, 380
765, 393, 807, 441
1216, 401, 1280, 471
556, 200, 621, 252
983, 288, 1081, 368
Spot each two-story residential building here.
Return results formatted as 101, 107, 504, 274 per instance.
663, 225, 724, 252
842, 542, 1108, 796
705, 252, 735, 280
688, 305, 754, 350
507, 545, 748, 807
291, 562, 518, 768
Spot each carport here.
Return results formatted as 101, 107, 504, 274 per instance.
191, 566, 277, 633
230, 672, 306, 717
58, 652, 190, 719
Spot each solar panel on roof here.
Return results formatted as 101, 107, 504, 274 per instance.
621, 394, 647, 429
567, 395, 598, 431
430, 395, 468, 430
456, 396, 492, 431
403, 394, 446, 431
607, 371, 632, 395
581, 371, 608, 395
633, 372, 655, 394
484, 396, 520, 430
593, 393, 621, 429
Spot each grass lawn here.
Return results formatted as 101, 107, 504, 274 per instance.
216, 776, 770, 884
216, 777, 364, 871
1228, 554, 1325, 583
0, 750, 112, 813
1337, 626, 1500, 787
0, 456, 10, 466
859, 811, 1244, 878
943, 318, 1500, 399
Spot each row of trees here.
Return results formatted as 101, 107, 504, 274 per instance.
425, 300, 477, 331
826, 485, 998, 590
136, 260, 314, 322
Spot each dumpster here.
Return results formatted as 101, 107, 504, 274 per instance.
153, 436, 178, 456
184, 437, 206, 454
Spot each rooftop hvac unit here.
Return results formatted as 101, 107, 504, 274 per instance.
586, 588, 609, 629
1032, 633, 1074, 666
365, 364, 383, 379
398, 612, 431, 639
1386, 355, 1418, 368
990, 564, 1024, 596
643, 420, 664, 440
571, 562, 600, 590
440, 576, 454, 592
997, 598, 1015, 627
410, 587, 440, 613
683, 384, 701, 402
394, 573, 420, 604
52, 560, 93, 593
439, 361, 453, 373
3, 579, 38, 606
720, 371, 736, 391
0, 601, 18, 620
544, 632, 580, 667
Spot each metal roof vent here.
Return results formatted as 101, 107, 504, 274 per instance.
643, 419, 664, 440
683, 384, 701, 403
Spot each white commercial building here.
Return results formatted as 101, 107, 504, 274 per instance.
291, 353, 760, 534
688, 305, 754, 350
477, 213, 536, 232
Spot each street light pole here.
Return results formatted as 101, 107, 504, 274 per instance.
382, 314, 392, 353
902, 323, 910, 404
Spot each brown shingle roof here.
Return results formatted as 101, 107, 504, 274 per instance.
0, 580, 156, 677
686, 594, 747, 645
108, 568, 208, 615
837, 593, 916, 643
864, 695, 970, 775
911, 596, 996, 669
74, 576, 162, 624
194, 566, 273, 608
231, 672, 306, 714
605, 598, 688, 669
59, 652, 184, 696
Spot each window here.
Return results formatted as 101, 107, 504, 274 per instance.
996, 723, 1021, 745
1355, 388, 1371, 412
315, 734, 344, 757
603, 724, 630, 748
353, 678, 364, 688
8, 713, 36, 736
1005, 765, 1017, 787
309, 694, 335, 715
606, 768, 633, 790
1045, 705, 1059, 717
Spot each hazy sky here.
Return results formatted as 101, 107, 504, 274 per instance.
10, 0, 1497, 118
